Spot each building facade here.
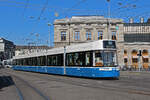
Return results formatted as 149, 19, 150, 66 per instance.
54, 16, 123, 47
123, 18, 150, 69
0, 38, 15, 61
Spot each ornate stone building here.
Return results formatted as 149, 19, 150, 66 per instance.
54, 15, 124, 67
53, 16, 150, 69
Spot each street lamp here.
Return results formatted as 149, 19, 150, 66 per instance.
137, 50, 142, 71
47, 22, 52, 47
35, 33, 39, 52
106, 0, 111, 40
68, 18, 71, 45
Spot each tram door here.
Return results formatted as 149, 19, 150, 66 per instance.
102, 51, 117, 67
95, 51, 103, 67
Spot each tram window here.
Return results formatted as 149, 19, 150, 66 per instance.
74, 52, 84, 66
21, 59, 24, 65
53, 56, 57, 65
103, 51, 117, 67
26, 58, 29, 65
20, 59, 22, 65
19, 59, 21, 65
43, 56, 46, 66
28, 58, 32, 66
57, 54, 63, 66
32, 57, 37, 66
12, 60, 16, 65
30, 58, 33, 66
22, 59, 25, 65
47, 55, 52, 66
39, 56, 46, 66
31, 58, 34, 66
16, 60, 19, 65
30, 58, 32, 65
95, 51, 103, 66
47, 54, 63, 66
16, 60, 18, 65
67, 52, 85, 66
67, 53, 74, 66
79, 52, 85, 66
23, 59, 25, 65
39, 57, 42, 66
85, 52, 92, 66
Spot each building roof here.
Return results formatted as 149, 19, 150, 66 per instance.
147, 18, 150, 23
15, 45, 52, 50
54, 15, 123, 25
0, 38, 14, 45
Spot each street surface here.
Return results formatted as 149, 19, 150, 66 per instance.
0, 68, 150, 100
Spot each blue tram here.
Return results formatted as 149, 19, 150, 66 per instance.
12, 40, 120, 78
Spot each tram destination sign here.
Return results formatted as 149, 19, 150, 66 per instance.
103, 41, 116, 48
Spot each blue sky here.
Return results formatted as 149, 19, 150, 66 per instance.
0, 0, 150, 46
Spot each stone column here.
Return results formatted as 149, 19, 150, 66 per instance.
127, 48, 132, 68
81, 27, 86, 42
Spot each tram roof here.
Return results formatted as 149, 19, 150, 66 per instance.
13, 40, 115, 59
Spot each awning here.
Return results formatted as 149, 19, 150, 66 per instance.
124, 56, 128, 58
142, 55, 149, 58
132, 56, 138, 58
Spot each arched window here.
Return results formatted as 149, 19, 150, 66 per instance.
131, 50, 138, 68
124, 50, 127, 56
124, 50, 128, 66
142, 50, 148, 56
142, 50, 149, 69
132, 50, 137, 55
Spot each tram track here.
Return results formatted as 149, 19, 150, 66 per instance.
3, 71, 50, 100
0, 71, 24, 100
8, 70, 150, 97
38, 75, 150, 96
6, 77, 24, 100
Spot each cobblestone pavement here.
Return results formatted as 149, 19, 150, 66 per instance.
1, 68, 150, 100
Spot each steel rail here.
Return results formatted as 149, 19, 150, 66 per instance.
0, 72, 24, 100
14, 70, 150, 96
5, 72, 50, 100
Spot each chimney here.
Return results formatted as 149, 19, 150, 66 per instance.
147, 18, 150, 23
140, 17, 144, 23
129, 18, 134, 23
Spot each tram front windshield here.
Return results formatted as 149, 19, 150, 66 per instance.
95, 51, 117, 67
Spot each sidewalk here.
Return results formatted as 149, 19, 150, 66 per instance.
120, 71, 150, 76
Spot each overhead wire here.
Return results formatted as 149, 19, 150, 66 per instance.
62, 0, 88, 17
0, 0, 104, 16
37, 0, 48, 20
111, 0, 140, 18
22, 0, 29, 17
0, 0, 95, 12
